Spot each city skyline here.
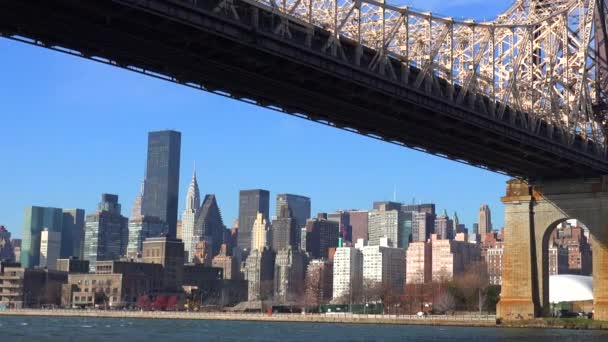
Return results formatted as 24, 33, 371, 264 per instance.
0, 3, 509, 239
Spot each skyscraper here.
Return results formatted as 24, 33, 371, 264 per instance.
274, 247, 308, 303
276, 194, 311, 231
142, 130, 181, 238
349, 210, 369, 243
83, 194, 128, 272
328, 211, 352, 243
305, 214, 339, 259
434, 210, 454, 240
270, 205, 298, 252
478, 204, 492, 235
238, 189, 270, 253
181, 165, 200, 261
0, 226, 14, 261
193, 194, 225, 257
127, 181, 167, 258
61, 209, 85, 259
367, 209, 406, 248
411, 211, 434, 242
39, 228, 61, 270
21, 206, 63, 268
251, 212, 269, 252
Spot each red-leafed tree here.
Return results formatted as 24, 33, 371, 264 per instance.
137, 295, 151, 310
153, 295, 167, 311
166, 295, 179, 311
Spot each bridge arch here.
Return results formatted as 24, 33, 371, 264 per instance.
498, 178, 608, 320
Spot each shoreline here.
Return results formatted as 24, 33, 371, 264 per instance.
0, 309, 496, 328
2, 310, 608, 330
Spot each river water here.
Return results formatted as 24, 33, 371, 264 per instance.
0, 315, 606, 341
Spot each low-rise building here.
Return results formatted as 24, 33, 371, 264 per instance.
0, 266, 67, 308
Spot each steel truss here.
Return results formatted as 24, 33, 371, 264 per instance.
240, 0, 608, 154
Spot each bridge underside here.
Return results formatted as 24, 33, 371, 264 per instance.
1, 0, 608, 179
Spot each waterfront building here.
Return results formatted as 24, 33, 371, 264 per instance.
193, 194, 226, 257
430, 234, 480, 282
251, 212, 270, 252
274, 247, 307, 303
367, 209, 406, 248
305, 214, 339, 259
21, 206, 63, 268
245, 248, 275, 301
305, 259, 333, 305
56, 257, 90, 273
212, 244, 239, 280
83, 194, 128, 272
65, 260, 163, 308
61, 209, 85, 259
361, 237, 405, 293
39, 228, 61, 270
0, 226, 14, 261
142, 130, 182, 238
142, 236, 185, 292
405, 241, 432, 284
275, 193, 311, 232
0, 266, 67, 308
349, 210, 369, 244
237, 189, 270, 254
332, 246, 363, 301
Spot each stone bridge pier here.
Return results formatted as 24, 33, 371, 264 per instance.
497, 178, 608, 321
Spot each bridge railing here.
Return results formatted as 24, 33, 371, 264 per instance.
208, 0, 608, 154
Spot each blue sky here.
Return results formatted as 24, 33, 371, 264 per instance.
0, 0, 510, 238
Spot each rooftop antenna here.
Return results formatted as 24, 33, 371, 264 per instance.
393, 185, 397, 202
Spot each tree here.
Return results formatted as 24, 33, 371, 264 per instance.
153, 295, 167, 311
94, 289, 109, 309
136, 295, 151, 310
434, 292, 456, 314
166, 295, 179, 311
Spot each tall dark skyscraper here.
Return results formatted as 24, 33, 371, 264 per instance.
275, 194, 311, 230
61, 209, 85, 259
238, 189, 270, 253
142, 130, 181, 238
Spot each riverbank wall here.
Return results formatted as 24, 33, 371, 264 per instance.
0, 309, 496, 327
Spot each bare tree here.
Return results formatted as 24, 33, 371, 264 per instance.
434, 292, 456, 314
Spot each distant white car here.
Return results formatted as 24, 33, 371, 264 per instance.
416, 311, 426, 317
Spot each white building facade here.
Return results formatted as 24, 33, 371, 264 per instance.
181, 166, 200, 262
332, 246, 363, 301
361, 237, 405, 292
39, 228, 61, 270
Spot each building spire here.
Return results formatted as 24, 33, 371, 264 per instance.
185, 162, 200, 211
